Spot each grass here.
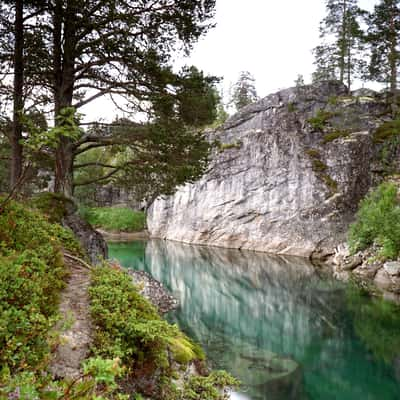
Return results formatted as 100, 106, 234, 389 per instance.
80, 206, 146, 232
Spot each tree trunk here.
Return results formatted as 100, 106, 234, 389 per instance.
389, 6, 398, 115
53, 0, 76, 198
11, 0, 24, 188
339, 0, 347, 85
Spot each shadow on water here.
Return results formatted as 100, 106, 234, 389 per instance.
109, 240, 400, 400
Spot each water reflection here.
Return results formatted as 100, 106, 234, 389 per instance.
109, 240, 400, 400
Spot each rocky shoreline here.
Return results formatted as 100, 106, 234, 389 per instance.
329, 244, 400, 303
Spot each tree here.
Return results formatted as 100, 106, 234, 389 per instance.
367, 0, 400, 97
0, 0, 51, 189
230, 71, 259, 111
0, 0, 218, 198
313, 0, 366, 90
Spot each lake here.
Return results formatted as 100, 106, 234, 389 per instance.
109, 239, 400, 400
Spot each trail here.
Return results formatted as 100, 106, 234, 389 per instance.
49, 254, 92, 379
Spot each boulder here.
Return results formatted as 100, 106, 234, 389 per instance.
148, 81, 389, 257
383, 261, 400, 276
63, 213, 108, 264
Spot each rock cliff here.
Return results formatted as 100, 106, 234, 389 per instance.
148, 81, 392, 258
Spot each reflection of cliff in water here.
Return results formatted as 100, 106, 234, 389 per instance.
109, 240, 400, 400
146, 241, 340, 400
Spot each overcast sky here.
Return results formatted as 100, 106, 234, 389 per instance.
82, 0, 378, 121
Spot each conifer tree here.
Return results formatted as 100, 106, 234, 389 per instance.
230, 71, 259, 111
367, 0, 400, 96
313, 0, 366, 90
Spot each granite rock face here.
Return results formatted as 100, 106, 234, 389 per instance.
148, 81, 389, 257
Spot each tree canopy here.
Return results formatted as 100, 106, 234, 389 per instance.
0, 0, 218, 200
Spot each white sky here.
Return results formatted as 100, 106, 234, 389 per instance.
82, 0, 378, 121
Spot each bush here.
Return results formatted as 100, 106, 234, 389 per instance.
0, 200, 80, 375
80, 207, 145, 232
348, 183, 400, 259
89, 266, 203, 370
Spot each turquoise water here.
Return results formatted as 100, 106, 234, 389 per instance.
109, 239, 400, 400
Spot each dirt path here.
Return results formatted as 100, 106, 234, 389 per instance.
49, 254, 92, 379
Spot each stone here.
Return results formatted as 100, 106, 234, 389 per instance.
341, 255, 363, 271
63, 213, 108, 264
352, 263, 381, 280
127, 269, 178, 314
148, 81, 389, 257
374, 268, 394, 292
383, 261, 400, 276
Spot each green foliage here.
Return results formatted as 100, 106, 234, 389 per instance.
1, 357, 129, 399
348, 182, 400, 259
0, 201, 75, 379
230, 71, 258, 111
23, 107, 82, 152
182, 371, 239, 400
312, 0, 366, 88
176, 66, 220, 127
287, 102, 297, 112
217, 141, 243, 152
80, 207, 145, 232
306, 148, 338, 193
307, 109, 334, 130
89, 266, 201, 369
346, 285, 400, 364
373, 118, 400, 143
30, 191, 76, 223
323, 129, 350, 143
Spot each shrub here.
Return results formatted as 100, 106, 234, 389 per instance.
348, 182, 400, 259
0, 201, 79, 375
89, 266, 202, 369
80, 207, 145, 232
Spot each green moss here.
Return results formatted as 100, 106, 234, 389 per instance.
323, 130, 350, 144
306, 149, 337, 193
307, 109, 335, 130
80, 206, 146, 232
306, 149, 321, 158
30, 192, 75, 223
321, 174, 338, 192
218, 140, 242, 151
328, 96, 338, 106
287, 102, 296, 112
373, 119, 400, 143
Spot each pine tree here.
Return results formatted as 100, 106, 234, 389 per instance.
367, 0, 400, 96
313, 0, 366, 90
0, 0, 218, 198
230, 71, 259, 111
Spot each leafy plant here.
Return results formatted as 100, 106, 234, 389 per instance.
348, 182, 400, 259
0, 200, 81, 388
